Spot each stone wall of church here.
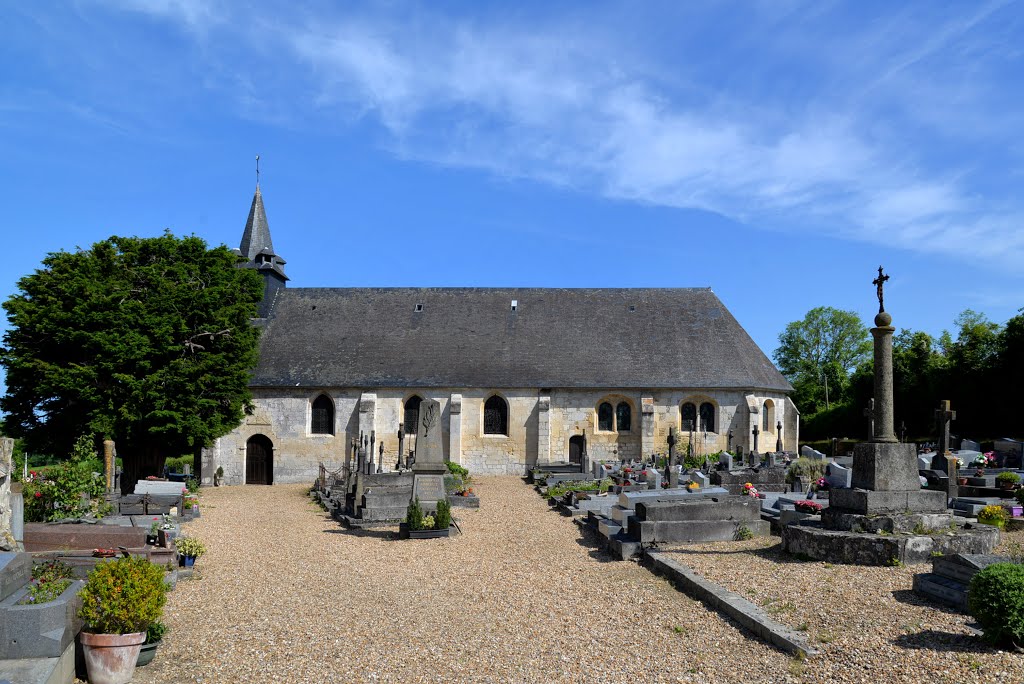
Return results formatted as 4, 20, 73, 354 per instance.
204, 386, 798, 485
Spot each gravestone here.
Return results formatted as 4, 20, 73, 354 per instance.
961, 439, 981, 452
800, 446, 828, 461
930, 400, 956, 475
668, 465, 682, 488
644, 468, 663, 490
767, 452, 779, 468
721, 452, 734, 472
824, 461, 852, 489
411, 398, 447, 512
692, 471, 710, 489
0, 438, 15, 551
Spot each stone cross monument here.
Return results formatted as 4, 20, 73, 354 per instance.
831, 267, 946, 512
411, 398, 448, 513
862, 398, 875, 441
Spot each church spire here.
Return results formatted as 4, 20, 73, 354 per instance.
239, 184, 275, 262
237, 160, 288, 317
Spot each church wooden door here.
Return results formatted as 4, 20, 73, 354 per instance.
246, 435, 274, 485
568, 436, 584, 465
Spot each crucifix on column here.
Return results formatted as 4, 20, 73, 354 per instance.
776, 420, 783, 453
863, 398, 876, 441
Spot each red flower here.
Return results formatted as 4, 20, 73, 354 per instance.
34, 491, 42, 498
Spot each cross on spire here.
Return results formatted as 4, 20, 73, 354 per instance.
256, 154, 260, 188
872, 266, 890, 314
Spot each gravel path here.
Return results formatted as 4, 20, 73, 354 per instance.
129, 480, 1021, 683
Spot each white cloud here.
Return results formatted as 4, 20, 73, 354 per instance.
91, 1, 1024, 266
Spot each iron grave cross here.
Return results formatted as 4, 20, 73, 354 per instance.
935, 399, 956, 459
872, 266, 890, 314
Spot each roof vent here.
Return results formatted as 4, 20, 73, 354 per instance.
511, 299, 518, 312
414, 303, 424, 312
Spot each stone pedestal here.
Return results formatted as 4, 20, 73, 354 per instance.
851, 441, 920, 492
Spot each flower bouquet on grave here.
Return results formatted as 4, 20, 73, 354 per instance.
815, 477, 828, 491
794, 500, 823, 514
687, 481, 700, 490
741, 482, 759, 498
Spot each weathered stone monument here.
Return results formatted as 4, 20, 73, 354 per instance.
0, 438, 16, 551
411, 398, 447, 513
781, 267, 998, 564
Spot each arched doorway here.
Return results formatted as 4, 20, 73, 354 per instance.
246, 435, 274, 485
568, 435, 585, 465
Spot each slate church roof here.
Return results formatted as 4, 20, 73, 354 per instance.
250, 287, 793, 392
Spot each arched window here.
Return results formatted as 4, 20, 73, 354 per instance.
616, 402, 632, 432
680, 402, 697, 431
699, 402, 716, 433
597, 402, 614, 431
484, 395, 508, 435
404, 395, 422, 434
311, 395, 334, 435
762, 400, 775, 432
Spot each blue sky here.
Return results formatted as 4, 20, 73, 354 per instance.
2, 0, 1023, 369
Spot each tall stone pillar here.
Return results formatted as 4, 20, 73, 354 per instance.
536, 395, 551, 467
640, 397, 655, 459
871, 311, 897, 443
358, 393, 377, 445
449, 393, 463, 465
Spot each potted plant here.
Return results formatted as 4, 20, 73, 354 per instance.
136, 620, 167, 667
402, 498, 453, 539
977, 504, 1009, 529
78, 556, 167, 684
995, 472, 1020, 491
176, 535, 206, 567
146, 518, 160, 546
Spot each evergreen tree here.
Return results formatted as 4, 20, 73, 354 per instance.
0, 233, 263, 491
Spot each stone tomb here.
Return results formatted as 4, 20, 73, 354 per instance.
410, 398, 448, 514
782, 274, 999, 564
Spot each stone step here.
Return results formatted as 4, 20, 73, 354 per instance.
0, 641, 75, 684
362, 489, 414, 508
607, 532, 640, 560
356, 506, 408, 522
597, 518, 621, 539
912, 572, 968, 611
932, 556, 981, 584
628, 519, 771, 543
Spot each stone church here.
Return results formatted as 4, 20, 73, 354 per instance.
202, 187, 797, 485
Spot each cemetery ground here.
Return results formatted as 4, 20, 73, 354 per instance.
121, 478, 1021, 684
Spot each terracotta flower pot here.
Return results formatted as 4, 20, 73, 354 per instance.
80, 631, 146, 684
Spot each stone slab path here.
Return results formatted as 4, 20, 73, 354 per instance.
132, 477, 792, 683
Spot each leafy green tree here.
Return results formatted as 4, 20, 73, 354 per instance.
0, 233, 263, 491
773, 307, 871, 413
892, 329, 946, 438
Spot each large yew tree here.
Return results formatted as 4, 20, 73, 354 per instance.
0, 233, 263, 491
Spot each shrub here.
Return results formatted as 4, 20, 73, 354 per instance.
23, 435, 106, 522
968, 563, 1024, 648
446, 462, 469, 479
786, 458, 827, 484
435, 499, 452, 529
78, 556, 167, 634
21, 578, 72, 605
31, 559, 74, 583
996, 472, 1021, 485
978, 505, 1009, 528
1016, 488, 1024, 506
406, 497, 425, 531
146, 620, 168, 644
175, 535, 206, 559
734, 524, 754, 541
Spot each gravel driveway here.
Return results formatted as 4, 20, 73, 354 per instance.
128, 479, 1021, 683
